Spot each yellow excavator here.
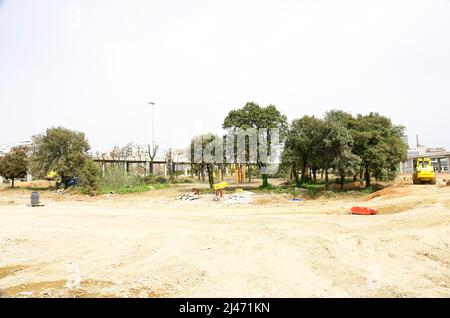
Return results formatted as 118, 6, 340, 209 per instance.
412, 157, 436, 185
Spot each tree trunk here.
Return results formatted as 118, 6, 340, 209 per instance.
313, 168, 317, 182
292, 162, 300, 187
300, 157, 307, 185
11, 178, 15, 188
206, 164, 214, 189
60, 173, 67, 189
247, 163, 251, 183
261, 174, 269, 187
340, 174, 345, 190
149, 160, 154, 174
221, 164, 225, 181
364, 166, 371, 188
325, 166, 329, 190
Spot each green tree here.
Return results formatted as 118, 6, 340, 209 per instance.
350, 113, 407, 187
223, 102, 288, 187
283, 115, 323, 186
190, 133, 219, 189
77, 158, 101, 192
332, 147, 361, 189
29, 127, 99, 189
315, 119, 358, 190
324, 111, 361, 189
0, 150, 28, 188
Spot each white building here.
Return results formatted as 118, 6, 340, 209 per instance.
400, 146, 450, 174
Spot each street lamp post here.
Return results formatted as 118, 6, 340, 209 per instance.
147, 101, 156, 175
148, 102, 156, 146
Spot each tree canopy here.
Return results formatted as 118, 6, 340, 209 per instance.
0, 150, 28, 188
29, 127, 99, 189
190, 133, 219, 189
282, 110, 407, 188
223, 102, 288, 187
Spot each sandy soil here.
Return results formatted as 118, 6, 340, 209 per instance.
0, 178, 450, 298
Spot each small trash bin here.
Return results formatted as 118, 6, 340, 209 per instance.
31, 192, 40, 207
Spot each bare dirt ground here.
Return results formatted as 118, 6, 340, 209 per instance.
1, 176, 450, 298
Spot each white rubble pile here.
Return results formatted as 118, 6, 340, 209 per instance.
176, 192, 200, 201
224, 191, 254, 204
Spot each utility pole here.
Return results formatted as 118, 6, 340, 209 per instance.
148, 102, 156, 146
147, 101, 157, 175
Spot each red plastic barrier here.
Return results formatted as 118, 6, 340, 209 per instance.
351, 206, 378, 215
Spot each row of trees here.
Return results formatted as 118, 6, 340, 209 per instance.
189, 102, 288, 188
190, 103, 407, 189
0, 127, 100, 189
283, 110, 407, 189
1, 106, 407, 192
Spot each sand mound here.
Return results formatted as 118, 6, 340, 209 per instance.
364, 185, 412, 201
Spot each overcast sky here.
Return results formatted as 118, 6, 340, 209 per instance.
1, 0, 449, 153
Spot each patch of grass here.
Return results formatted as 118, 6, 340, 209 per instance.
3, 186, 56, 191
99, 183, 170, 194
146, 183, 171, 190
253, 184, 288, 194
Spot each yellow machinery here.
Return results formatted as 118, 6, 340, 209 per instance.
213, 181, 228, 200
213, 181, 228, 191
46, 170, 58, 181
413, 157, 436, 184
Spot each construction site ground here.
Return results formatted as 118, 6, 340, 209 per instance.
1, 176, 449, 298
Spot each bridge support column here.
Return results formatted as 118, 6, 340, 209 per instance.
0, 176, 3, 184
447, 156, 450, 174
164, 164, 167, 176
101, 162, 106, 176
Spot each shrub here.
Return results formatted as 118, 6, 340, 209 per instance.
180, 178, 193, 183
100, 167, 145, 193
78, 158, 101, 194
169, 177, 194, 184
155, 176, 168, 184
143, 173, 156, 184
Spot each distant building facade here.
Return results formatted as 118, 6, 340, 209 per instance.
400, 146, 450, 174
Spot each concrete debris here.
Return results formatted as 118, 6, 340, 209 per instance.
225, 191, 254, 204
176, 192, 200, 201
